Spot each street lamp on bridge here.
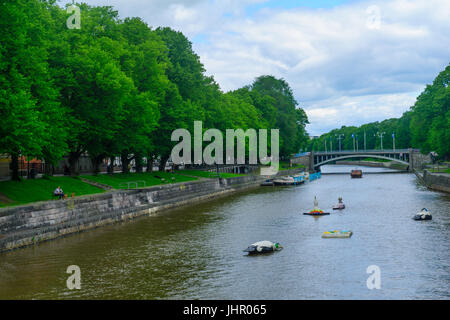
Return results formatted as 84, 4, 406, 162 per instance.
392, 132, 395, 151
335, 134, 344, 152
375, 132, 386, 150
351, 133, 358, 152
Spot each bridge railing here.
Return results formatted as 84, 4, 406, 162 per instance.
313, 149, 411, 155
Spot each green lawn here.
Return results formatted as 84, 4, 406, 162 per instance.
0, 169, 242, 208
81, 171, 197, 189
0, 176, 104, 208
429, 168, 450, 174
279, 162, 305, 171
176, 170, 246, 179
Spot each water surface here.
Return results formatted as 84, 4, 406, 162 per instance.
0, 165, 449, 299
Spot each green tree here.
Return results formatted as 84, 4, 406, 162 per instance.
0, 0, 65, 180
410, 64, 450, 158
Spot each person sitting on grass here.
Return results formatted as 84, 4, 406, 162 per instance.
53, 186, 64, 199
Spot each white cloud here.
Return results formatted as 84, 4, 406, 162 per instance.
60, 0, 450, 135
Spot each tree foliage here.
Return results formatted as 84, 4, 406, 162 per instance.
310, 64, 450, 160
0, 0, 311, 180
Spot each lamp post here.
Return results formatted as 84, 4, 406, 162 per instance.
392, 132, 395, 151
364, 130, 366, 151
375, 132, 386, 150
352, 134, 356, 152
324, 137, 327, 153
335, 134, 344, 152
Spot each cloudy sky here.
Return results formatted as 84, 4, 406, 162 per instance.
61, 0, 450, 135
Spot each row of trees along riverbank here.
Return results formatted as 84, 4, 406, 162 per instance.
0, 0, 310, 181
309, 64, 450, 160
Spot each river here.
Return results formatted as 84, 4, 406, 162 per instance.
0, 165, 449, 299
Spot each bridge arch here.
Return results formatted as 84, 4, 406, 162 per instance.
314, 154, 409, 168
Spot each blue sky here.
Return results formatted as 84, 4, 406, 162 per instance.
61, 0, 450, 135
245, 0, 354, 12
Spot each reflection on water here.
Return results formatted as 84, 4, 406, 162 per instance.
0, 165, 449, 299
320, 164, 402, 173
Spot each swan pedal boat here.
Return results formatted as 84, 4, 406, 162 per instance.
413, 208, 432, 220
332, 203, 345, 210
243, 241, 283, 254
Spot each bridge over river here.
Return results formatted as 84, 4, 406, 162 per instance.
291, 148, 431, 172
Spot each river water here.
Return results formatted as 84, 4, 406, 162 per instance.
0, 165, 449, 299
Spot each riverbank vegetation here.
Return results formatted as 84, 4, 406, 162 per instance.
0, 169, 248, 207
0, 176, 104, 207
0, 0, 310, 181
309, 64, 450, 159
175, 170, 245, 179
81, 172, 198, 189
279, 161, 305, 170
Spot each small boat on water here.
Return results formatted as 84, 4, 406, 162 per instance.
351, 169, 362, 178
273, 176, 295, 185
243, 241, 283, 254
260, 179, 274, 186
332, 197, 345, 210
413, 208, 432, 220
322, 230, 353, 238
303, 196, 330, 216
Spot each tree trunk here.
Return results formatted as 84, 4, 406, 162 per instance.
121, 153, 130, 174
10, 152, 20, 181
68, 152, 81, 176
44, 158, 53, 176
146, 154, 154, 172
91, 155, 104, 175
107, 157, 115, 174
135, 154, 143, 173
159, 154, 169, 172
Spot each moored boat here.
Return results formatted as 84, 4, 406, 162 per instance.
351, 169, 362, 178
273, 176, 295, 185
260, 179, 274, 186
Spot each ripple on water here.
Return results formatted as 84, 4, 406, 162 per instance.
0, 165, 449, 299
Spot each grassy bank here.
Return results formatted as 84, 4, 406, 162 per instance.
428, 168, 450, 174
176, 170, 246, 179
0, 168, 249, 208
280, 162, 305, 171
81, 171, 198, 189
0, 176, 104, 208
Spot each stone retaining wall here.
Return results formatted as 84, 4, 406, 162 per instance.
0, 169, 302, 253
414, 170, 450, 193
